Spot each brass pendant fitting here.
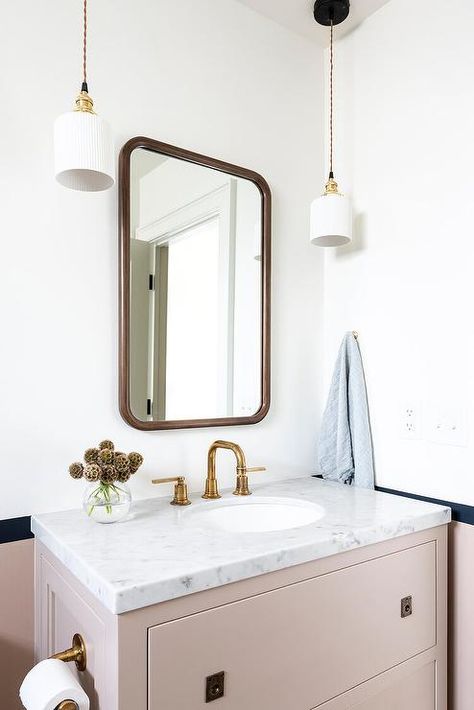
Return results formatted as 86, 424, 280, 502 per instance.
74, 90, 95, 114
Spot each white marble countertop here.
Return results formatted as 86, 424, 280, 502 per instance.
32, 477, 451, 615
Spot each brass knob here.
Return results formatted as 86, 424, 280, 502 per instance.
233, 466, 266, 496
56, 702, 79, 710
152, 476, 191, 506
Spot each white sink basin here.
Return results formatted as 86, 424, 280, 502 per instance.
186, 497, 325, 533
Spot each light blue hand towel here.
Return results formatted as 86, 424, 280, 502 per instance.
318, 332, 375, 489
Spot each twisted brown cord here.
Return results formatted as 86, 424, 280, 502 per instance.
329, 19, 334, 176
83, 0, 87, 86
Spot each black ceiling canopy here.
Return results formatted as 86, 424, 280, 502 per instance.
314, 0, 350, 26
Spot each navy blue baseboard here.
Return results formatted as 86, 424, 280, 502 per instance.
0, 516, 33, 544
0, 484, 473, 545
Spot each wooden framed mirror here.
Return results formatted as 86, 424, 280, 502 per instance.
119, 137, 271, 430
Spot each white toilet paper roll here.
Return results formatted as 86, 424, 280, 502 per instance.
19, 658, 89, 710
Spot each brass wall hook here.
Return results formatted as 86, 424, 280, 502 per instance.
50, 633, 87, 672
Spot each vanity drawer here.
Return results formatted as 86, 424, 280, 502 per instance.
148, 541, 436, 709
314, 657, 437, 710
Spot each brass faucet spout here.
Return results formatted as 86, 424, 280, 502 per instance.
203, 441, 265, 498
203, 440, 247, 499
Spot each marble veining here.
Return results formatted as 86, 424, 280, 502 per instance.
32, 477, 451, 614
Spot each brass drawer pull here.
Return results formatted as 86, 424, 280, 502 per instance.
401, 595, 413, 618
206, 671, 225, 702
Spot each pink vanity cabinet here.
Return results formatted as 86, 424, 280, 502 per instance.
35, 525, 447, 710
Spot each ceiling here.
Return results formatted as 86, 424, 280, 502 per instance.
132, 149, 168, 181
235, 0, 392, 45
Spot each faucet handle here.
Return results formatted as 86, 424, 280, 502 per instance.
152, 476, 192, 506
234, 465, 266, 496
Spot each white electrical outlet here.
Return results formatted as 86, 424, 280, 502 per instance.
400, 404, 421, 440
425, 404, 468, 447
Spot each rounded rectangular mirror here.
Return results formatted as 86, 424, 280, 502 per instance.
119, 138, 271, 430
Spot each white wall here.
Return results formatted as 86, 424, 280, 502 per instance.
0, 0, 325, 519
323, 0, 474, 504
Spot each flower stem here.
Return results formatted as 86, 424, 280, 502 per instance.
87, 481, 124, 516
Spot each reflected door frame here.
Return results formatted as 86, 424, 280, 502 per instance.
135, 183, 237, 420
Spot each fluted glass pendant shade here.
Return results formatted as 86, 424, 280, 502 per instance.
310, 179, 352, 247
54, 1, 114, 192
54, 92, 114, 192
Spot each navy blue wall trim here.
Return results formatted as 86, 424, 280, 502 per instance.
0, 516, 33, 544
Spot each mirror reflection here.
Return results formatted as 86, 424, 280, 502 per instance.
128, 147, 264, 423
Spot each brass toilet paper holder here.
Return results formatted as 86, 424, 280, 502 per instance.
50, 633, 87, 671
49, 633, 87, 710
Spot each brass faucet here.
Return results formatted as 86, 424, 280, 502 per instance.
203, 440, 266, 499
152, 476, 191, 505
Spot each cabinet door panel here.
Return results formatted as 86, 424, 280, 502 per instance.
37, 554, 113, 710
149, 542, 436, 709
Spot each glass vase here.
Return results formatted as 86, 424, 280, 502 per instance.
83, 481, 131, 524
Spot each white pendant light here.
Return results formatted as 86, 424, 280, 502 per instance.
310, 0, 352, 247
54, 0, 114, 192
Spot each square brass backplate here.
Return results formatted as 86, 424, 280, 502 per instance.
206, 671, 225, 703
401, 595, 413, 618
